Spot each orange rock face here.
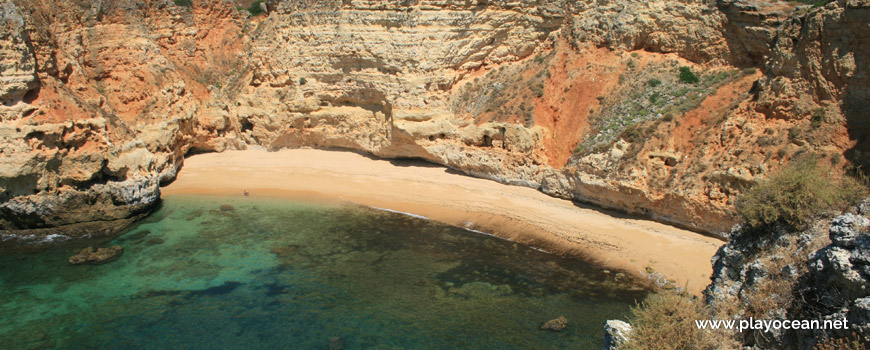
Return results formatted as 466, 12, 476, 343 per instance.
0, 0, 867, 242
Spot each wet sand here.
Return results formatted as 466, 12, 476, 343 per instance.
163, 148, 724, 293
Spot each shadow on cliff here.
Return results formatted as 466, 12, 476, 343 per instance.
842, 9, 870, 172
387, 157, 462, 174
843, 94, 870, 172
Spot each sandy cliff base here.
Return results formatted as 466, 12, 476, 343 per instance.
163, 149, 724, 293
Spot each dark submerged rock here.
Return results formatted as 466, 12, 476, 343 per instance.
128, 230, 150, 240
541, 316, 568, 331
327, 336, 345, 350
68, 246, 124, 265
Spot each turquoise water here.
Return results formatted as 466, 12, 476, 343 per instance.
0, 195, 647, 349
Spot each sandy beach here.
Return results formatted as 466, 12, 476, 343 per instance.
163, 148, 724, 293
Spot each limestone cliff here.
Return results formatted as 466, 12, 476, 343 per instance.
0, 0, 867, 243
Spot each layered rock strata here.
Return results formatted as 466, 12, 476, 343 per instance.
0, 0, 867, 242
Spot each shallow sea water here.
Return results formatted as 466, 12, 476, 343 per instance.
0, 195, 647, 349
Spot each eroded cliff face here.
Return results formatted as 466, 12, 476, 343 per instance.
0, 0, 867, 243
0, 0, 246, 242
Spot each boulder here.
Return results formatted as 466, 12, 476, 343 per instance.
541, 316, 568, 331
603, 319, 633, 350
829, 213, 869, 248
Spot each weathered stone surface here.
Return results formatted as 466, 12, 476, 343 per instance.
0, 1, 37, 104
603, 319, 632, 350
706, 212, 870, 349
717, 0, 790, 66
809, 214, 870, 304
829, 213, 870, 248
566, 0, 729, 63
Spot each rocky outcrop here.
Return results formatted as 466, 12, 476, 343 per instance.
717, 0, 790, 66
755, 0, 870, 121
0, 0, 243, 242
804, 213, 870, 346
705, 206, 870, 349
0, 1, 37, 105
0, 0, 866, 243
603, 319, 633, 350
566, 0, 730, 64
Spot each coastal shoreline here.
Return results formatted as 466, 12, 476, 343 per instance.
163, 148, 725, 293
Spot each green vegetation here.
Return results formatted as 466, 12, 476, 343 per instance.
737, 157, 868, 230
574, 65, 745, 156
620, 124, 644, 144
678, 67, 699, 84
622, 291, 734, 350
811, 108, 825, 129
174, 0, 192, 6
530, 82, 544, 98
449, 50, 553, 126
240, 1, 265, 16
788, 126, 802, 141
299, 77, 307, 86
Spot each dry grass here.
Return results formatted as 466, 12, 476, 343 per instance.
815, 332, 869, 350
622, 290, 739, 350
625, 225, 833, 350
741, 243, 803, 319
737, 157, 868, 230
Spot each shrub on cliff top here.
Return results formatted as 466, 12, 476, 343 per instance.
174, 0, 192, 6
737, 157, 868, 230
622, 291, 735, 350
